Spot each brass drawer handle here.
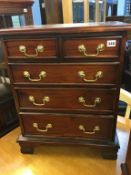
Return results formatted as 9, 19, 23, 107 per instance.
79, 125, 100, 135
78, 43, 105, 57
29, 96, 50, 106
78, 71, 103, 82
19, 45, 44, 57
23, 71, 46, 82
78, 97, 101, 108
33, 123, 52, 133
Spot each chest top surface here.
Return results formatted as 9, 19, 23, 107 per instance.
0, 22, 131, 36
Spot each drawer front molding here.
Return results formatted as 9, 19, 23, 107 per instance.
10, 63, 119, 85
20, 113, 113, 140
17, 88, 116, 113
63, 37, 121, 59
5, 39, 58, 59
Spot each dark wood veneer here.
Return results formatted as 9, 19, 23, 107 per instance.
63, 38, 120, 59
0, 22, 131, 35
20, 113, 113, 140
17, 88, 116, 113
0, 0, 34, 26
1, 22, 130, 159
10, 63, 119, 85
5, 39, 58, 58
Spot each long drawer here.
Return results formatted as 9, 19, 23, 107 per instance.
5, 39, 58, 59
17, 88, 116, 113
20, 112, 113, 140
10, 63, 119, 86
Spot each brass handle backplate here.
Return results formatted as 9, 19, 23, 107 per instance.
33, 123, 52, 133
78, 71, 103, 82
78, 97, 101, 108
78, 43, 105, 57
29, 96, 50, 106
19, 45, 44, 57
23, 71, 46, 82
79, 125, 100, 134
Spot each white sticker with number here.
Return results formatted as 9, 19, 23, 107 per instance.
107, 40, 117, 47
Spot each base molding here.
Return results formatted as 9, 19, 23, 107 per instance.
17, 133, 119, 159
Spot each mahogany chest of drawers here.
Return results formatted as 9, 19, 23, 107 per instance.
1, 22, 131, 159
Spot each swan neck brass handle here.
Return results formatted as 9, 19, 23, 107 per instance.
79, 125, 100, 135
33, 123, 52, 133
23, 71, 46, 82
78, 97, 101, 108
19, 45, 44, 57
29, 96, 50, 106
78, 43, 105, 57
78, 71, 103, 82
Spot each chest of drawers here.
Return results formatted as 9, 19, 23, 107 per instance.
1, 22, 131, 159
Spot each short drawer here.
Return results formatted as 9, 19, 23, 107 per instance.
5, 39, 58, 59
63, 37, 121, 59
17, 88, 116, 113
20, 113, 113, 140
10, 63, 119, 86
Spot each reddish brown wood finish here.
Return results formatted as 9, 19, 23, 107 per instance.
63, 37, 121, 59
17, 88, 116, 113
10, 63, 119, 85
20, 113, 113, 140
0, 22, 131, 35
1, 22, 130, 158
44, 0, 63, 24
0, 0, 34, 14
5, 39, 58, 58
0, 0, 34, 26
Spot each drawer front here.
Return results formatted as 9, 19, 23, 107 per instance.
63, 38, 121, 59
5, 39, 58, 58
11, 63, 119, 85
17, 88, 116, 113
20, 113, 113, 140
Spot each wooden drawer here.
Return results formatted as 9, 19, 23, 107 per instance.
63, 37, 121, 59
10, 63, 119, 86
20, 112, 113, 140
5, 39, 58, 59
17, 88, 116, 113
